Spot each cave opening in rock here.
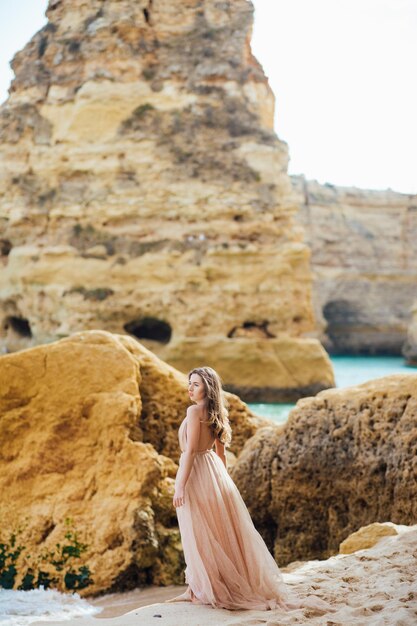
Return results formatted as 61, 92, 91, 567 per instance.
323, 296, 407, 355
321, 299, 397, 355
124, 317, 172, 344
323, 300, 359, 326
0, 239, 12, 256
3, 316, 32, 338
228, 320, 275, 339
323, 299, 359, 353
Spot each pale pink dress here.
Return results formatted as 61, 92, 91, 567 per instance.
175, 417, 331, 612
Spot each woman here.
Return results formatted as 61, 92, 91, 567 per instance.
166, 366, 332, 612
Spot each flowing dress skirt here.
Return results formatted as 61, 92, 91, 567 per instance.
175, 448, 310, 611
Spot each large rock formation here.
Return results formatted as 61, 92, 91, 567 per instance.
230, 374, 417, 565
293, 175, 417, 355
0, 330, 265, 596
0, 0, 334, 401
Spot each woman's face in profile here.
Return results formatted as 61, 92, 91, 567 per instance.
188, 373, 206, 403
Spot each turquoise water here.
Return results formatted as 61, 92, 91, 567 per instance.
331, 355, 414, 388
248, 356, 416, 424
247, 402, 295, 423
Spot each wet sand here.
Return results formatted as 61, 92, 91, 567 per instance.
86, 585, 188, 618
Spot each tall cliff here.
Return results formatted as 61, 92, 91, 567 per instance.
0, 0, 334, 400
293, 175, 417, 355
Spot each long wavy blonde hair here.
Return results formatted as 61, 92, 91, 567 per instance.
188, 366, 232, 448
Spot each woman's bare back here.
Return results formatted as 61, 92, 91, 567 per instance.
190, 406, 216, 451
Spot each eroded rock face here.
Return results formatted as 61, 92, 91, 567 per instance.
293, 175, 417, 355
0, 0, 334, 400
0, 330, 264, 595
230, 374, 417, 565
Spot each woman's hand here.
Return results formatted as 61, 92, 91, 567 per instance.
173, 484, 185, 508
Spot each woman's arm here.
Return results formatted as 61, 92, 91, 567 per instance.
214, 437, 227, 470
173, 407, 200, 508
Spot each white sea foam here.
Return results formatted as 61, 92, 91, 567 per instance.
0, 587, 101, 625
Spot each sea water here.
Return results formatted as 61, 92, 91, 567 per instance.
2, 356, 415, 624
249, 355, 416, 424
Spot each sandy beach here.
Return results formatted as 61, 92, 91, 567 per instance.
86, 585, 189, 619
33, 524, 417, 626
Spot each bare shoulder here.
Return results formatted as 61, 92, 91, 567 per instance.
186, 406, 201, 432
186, 405, 201, 420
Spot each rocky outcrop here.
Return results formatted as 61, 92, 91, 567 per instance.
230, 374, 417, 565
0, 0, 334, 401
293, 175, 417, 355
0, 330, 265, 596
162, 335, 334, 402
338, 521, 398, 555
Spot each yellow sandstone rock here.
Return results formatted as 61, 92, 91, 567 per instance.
0, 330, 265, 595
0, 0, 334, 401
159, 335, 334, 402
339, 522, 398, 555
231, 374, 417, 565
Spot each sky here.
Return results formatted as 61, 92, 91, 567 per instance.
0, 0, 416, 193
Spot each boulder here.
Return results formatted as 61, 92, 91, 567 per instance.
339, 522, 398, 554
0, 330, 264, 596
231, 374, 417, 565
